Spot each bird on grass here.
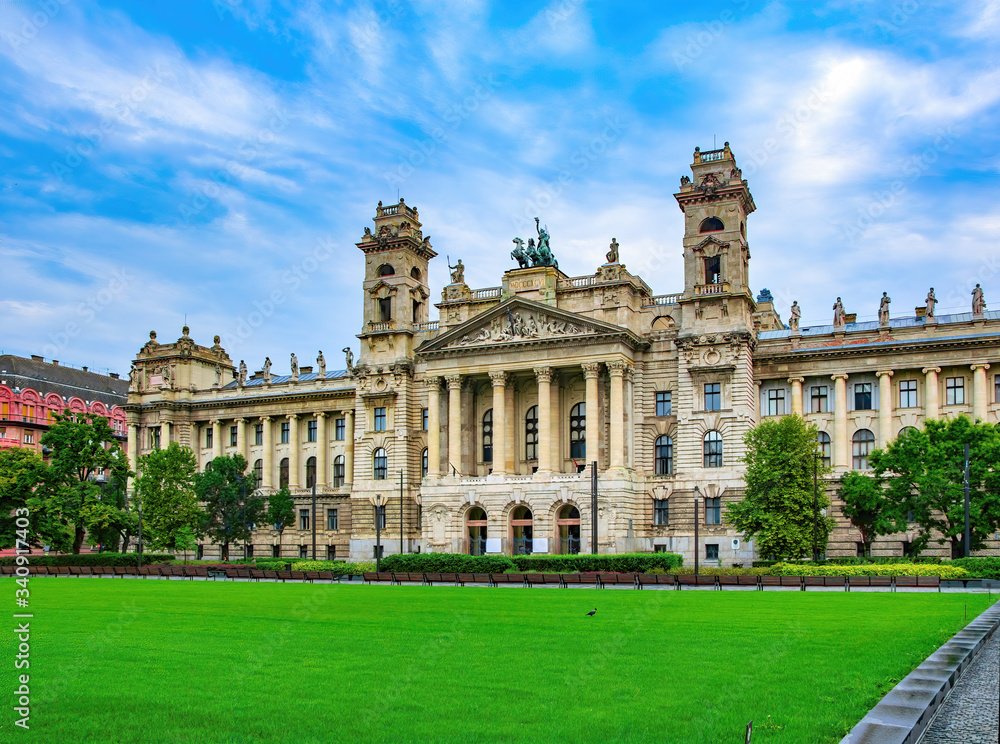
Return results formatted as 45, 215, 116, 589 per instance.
586, 608, 597, 617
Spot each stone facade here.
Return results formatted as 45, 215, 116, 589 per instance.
124, 145, 1000, 563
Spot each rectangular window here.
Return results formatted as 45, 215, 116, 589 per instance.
271, 545, 280, 558
854, 383, 872, 410
205, 428, 213, 449
327, 509, 338, 531
255, 424, 263, 446
946, 377, 965, 405
421, 408, 428, 431
299, 509, 310, 531
150, 428, 161, 450
655, 391, 672, 417
704, 383, 721, 411
327, 545, 337, 560
300, 545, 309, 559
995, 375, 1000, 403
374, 407, 386, 432
280, 422, 290, 444
333, 458, 345, 487
653, 544, 668, 553
704, 255, 721, 284
705, 498, 721, 525
810, 386, 828, 413
230, 425, 238, 447
307, 420, 318, 442
705, 543, 719, 560
766, 389, 786, 416
335, 418, 345, 441
24, 433, 33, 444
246, 544, 254, 559
375, 505, 386, 530
654, 499, 669, 525
899, 380, 918, 408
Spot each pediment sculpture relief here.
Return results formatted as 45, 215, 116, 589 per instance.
451, 309, 592, 347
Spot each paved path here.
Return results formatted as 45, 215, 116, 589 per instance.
920, 629, 999, 744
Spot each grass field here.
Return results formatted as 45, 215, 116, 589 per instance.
2, 580, 995, 744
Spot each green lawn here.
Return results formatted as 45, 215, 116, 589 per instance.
3, 580, 994, 744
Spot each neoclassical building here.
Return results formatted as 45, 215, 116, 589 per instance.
124, 143, 1000, 563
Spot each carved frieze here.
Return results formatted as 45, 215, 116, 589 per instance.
450, 310, 591, 347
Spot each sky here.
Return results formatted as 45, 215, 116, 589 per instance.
1, 0, 999, 378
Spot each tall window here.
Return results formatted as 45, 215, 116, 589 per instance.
654, 435, 673, 475
705, 498, 721, 525
280, 422, 290, 444
230, 425, 238, 447
817, 431, 831, 468
811, 385, 828, 413
205, 427, 213, 448
378, 297, 392, 322
654, 499, 669, 525
333, 455, 345, 487
299, 509, 310, 531
305, 457, 317, 488
253, 459, 263, 488
373, 448, 387, 480
946, 377, 965, 405
255, 424, 263, 445
374, 407, 386, 432
852, 429, 875, 470
557, 505, 581, 555
466, 507, 487, 556
525, 406, 538, 461
995, 375, 1000, 403
421, 448, 428, 478
569, 402, 586, 459
854, 383, 872, 410
766, 389, 786, 416
327, 509, 338, 531
704, 383, 721, 411
704, 255, 721, 283
150, 428, 161, 450
482, 409, 493, 463
335, 418, 345, 440
899, 380, 918, 408
307, 420, 317, 442
655, 391, 672, 417
279, 458, 290, 488
703, 430, 723, 468
421, 408, 428, 431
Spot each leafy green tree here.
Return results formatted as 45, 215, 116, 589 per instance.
174, 525, 199, 565
0, 447, 46, 549
838, 472, 897, 557
727, 415, 837, 560
134, 443, 201, 551
266, 487, 295, 544
194, 454, 265, 561
871, 416, 1000, 557
30, 413, 130, 554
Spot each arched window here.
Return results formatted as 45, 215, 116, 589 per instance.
333, 455, 345, 487
410, 266, 421, 280
654, 435, 673, 475
421, 448, 428, 478
279, 458, 290, 488
377, 264, 395, 276
373, 448, 387, 480
305, 456, 317, 489
467, 507, 487, 556
482, 409, 493, 463
557, 505, 581, 555
511, 505, 533, 555
253, 459, 263, 488
570, 402, 586, 459
703, 431, 723, 468
817, 431, 831, 468
898, 426, 918, 439
700, 216, 724, 233
525, 405, 538, 461
852, 429, 875, 470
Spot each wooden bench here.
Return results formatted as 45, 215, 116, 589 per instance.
759, 575, 801, 590
69, 566, 91, 577
114, 566, 133, 577
524, 573, 546, 587
634, 574, 657, 589
918, 576, 941, 591
597, 573, 632, 587
823, 576, 847, 590
304, 571, 322, 583
491, 573, 526, 586
561, 573, 582, 587
578, 573, 600, 587
657, 574, 678, 588
391, 572, 424, 584
869, 576, 893, 589
737, 575, 759, 588
717, 575, 742, 588
542, 574, 563, 586
454, 572, 475, 586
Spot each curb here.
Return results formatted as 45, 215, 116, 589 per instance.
838, 599, 1000, 744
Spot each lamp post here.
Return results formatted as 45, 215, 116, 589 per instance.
374, 495, 384, 572
964, 443, 971, 558
95, 473, 108, 553
137, 496, 143, 569
813, 452, 820, 562
399, 470, 404, 557
311, 481, 317, 561
694, 485, 700, 577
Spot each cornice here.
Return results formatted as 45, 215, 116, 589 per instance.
755, 331, 1000, 365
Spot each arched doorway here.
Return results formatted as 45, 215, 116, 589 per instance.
511, 506, 533, 555
556, 505, 581, 555
466, 507, 487, 556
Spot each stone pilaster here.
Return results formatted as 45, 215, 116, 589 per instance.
583, 363, 601, 469
127, 423, 138, 478
489, 371, 508, 476
876, 370, 893, 445
788, 377, 805, 416
316, 412, 328, 489
972, 364, 991, 421
831, 374, 849, 469
607, 360, 629, 469
446, 374, 462, 476
426, 378, 440, 477
534, 367, 553, 474
288, 414, 300, 489
344, 409, 355, 485
261, 416, 273, 488
923, 367, 941, 420
212, 419, 223, 460
235, 418, 247, 463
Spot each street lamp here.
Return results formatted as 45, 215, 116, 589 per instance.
694, 485, 700, 577
813, 452, 820, 562
373, 494, 385, 571
94, 473, 108, 553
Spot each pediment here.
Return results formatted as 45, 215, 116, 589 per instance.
418, 297, 639, 354
692, 236, 730, 256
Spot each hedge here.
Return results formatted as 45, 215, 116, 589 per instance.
950, 557, 1000, 579
289, 560, 375, 575
770, 563, 969, 578
511, 553, 683, 573
753, 556, 944, 567
379, 553, 516, 573
0, 552, 175, 567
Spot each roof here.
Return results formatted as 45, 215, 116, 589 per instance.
758, 310, 1000, 340
220, 370, 350, 390
0, 355, 128, 407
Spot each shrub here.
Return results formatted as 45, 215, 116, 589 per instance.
379, 553, 516, 574
289, 560, 373, 574
950, 557, 1000, 579
0, 552, 174, 567
511, 553, 683, 573
770, 563, 968, 578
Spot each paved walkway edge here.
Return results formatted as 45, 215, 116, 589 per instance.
839, 598, 1000, 744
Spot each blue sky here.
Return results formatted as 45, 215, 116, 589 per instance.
1, 0, 999, 377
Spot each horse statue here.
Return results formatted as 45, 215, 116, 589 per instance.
511, 238, 531, 269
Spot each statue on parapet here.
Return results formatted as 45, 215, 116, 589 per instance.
925, 288, 936, 319
262, 356, 272, 384
879, 292, 891, 326
972, 283, 987, 315
606, 238, 619, 264
342, 347, 354, 371
317, 351, 326, 379
448, 258, 465, 285
832, 297, 846, 327
290, 353, 299, 379
789, 301, 801, 331
238, 360, 248, 386
534, 218, 558, 269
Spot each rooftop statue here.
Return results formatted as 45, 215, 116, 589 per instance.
789, 301, 801, 331
756, 288, 773, 303
606, 238, 619, 264
448, 258, 465, 285
832, 297, 846, 327
511, 217, 558, 269
925, 288, 936, 319
973, 283, 987, 315
879, 292, 891, 326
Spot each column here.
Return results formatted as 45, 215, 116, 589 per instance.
876, 370, 894, 444
923, 367, 941, 420
344, 409, 355, 485
831, 374, 849, 469
212, 419, 223, 460
426, 378, 440, 477
287, 414, 300, 489
583, 363, 600, 469
607, 361, 628, 469
972, 363, 991, 420
549, 373, 561, 473
788, 377, 805, 416
261, 416, 273, 488
235, 418, 247, 463
316, 412, 328, 489
489, 372, 507, 477
127, 423, 138, 477
446, 375, 463, 476
625, 367, 634, 469
534, 367, 552, 474
504, 384, 515, 474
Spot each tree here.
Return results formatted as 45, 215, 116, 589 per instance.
837, 472, 897, 557
266, 487, 295, 546
194, 454, 265, 561
30, 413, 130, 554
0, 448, 46, 549
727, 415, 837, 560
174, 525, 199, 565
871, 416, 1000, 557
134, 443, 201, 551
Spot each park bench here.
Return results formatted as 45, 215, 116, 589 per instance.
136, 566, 154, 578
869, 576, 893, 589
845, 576, 869, 591
578, 573, 600, 587
181, 566, 201, 580
262, 570, 279, 581
719, 574, 756, 589
490, 573, 524, 586
736, 575, 759, 588
317, 570, 336, 582
391, 572, 424, 584
303, 571, 322, 583
454, 572, 475, 586
50, 565, 69, 576
918, 576, 941, 591
759, 575, 801, 590
0, 565, 14, 576
543, 574, 563, 586
561, 573, 582, 587
676, 574, 719, 589
524, 573, 546, 587
597, 573, 632, 587
471, 572, 493, 585
275, 570, 294, 582
288, 570, 308, 582
634, 574, 657, 589
29, 566, 49, 575
893, 576, 916, 591
69, 566, 90, 577
823, 576, 847, 590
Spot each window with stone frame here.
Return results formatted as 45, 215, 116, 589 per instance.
305, 457, 317, 488
255, 423, 263, 445
704, 383, 721, 411
655, 391, 671, 417
378, 297, 392, 322
421, 448, 428, 478
421, 408, 428, 431
307, 420, 317, 442
654, 435, 673, 475
300, 545, 309, 559
375, 505, 386, 530
374, 407, 386, 432
705, 498, 721, 525
569, 402, 586, 459
995, 375, 1000, 403
899, 379, 918, 408
150, 427, 161, 450
373, 448, 387, 480
205, 427, 213, 449
817, 431, 831, 468
327, 509, 338, 531
333, 455, 345, 487
852, 429, 875, 470
704, 255, 721, 283
253, 459, 263, 488
335, 417, 345, 440
854, 383, 873, 410
703, 430, 723, 468
810, 385, 828, 413
280, 422, 290, 444
279, 458, 290, 488
327, 545, 337, 560
766, 388, 786, 416
230, 425, 238, 447
299, 509, 310, 531
525, 406, 538, 461
946, 377, 965, 405
654, 499, 669, 525
482, 409, 493, 463
705, 543, 719, 560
